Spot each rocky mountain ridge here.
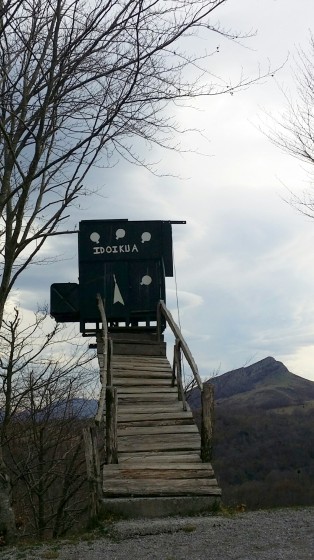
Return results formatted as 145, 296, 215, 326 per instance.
188, 356, 314, 411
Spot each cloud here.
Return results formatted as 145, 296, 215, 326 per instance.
6, 0, 314, 384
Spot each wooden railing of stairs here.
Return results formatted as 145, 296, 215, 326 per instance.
95, 297, 221, 518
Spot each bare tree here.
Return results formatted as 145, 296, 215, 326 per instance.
0, 307, 98, 538
0, 0, 269, 541
0, 0, 265, 328
267, 34, 314, 215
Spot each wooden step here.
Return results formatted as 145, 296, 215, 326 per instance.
103, 478, 221, 497
117, 404, 190, 413
118, 416, 194, 426
112, 364, 172, 371
113, 371, 173, 380
118, 410, 193, 419
115, 380, 173, 388
118, 452, 202, 464
117, 395, 179, 404
113, 356, 169, 362
101, 348, 221, 505
118, 440, 200, 453
104, 464, 215, 479
118, 424, 199, 436
117, 386, 177, 394
118, 411, 195, 427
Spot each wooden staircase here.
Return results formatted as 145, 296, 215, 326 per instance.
101, 334, 221, 517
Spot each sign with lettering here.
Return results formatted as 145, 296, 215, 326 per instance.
78, 219, 173, 275
77, 219, 173, 329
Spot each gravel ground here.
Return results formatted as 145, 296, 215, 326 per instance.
2, 507, 314, 560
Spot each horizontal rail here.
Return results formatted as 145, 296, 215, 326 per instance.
157, 300, 203, 391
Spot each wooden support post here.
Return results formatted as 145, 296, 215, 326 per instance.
175, 340, 187, 411
175, 342, 181, 401
106, 386, 118, 464
201, 383, 214, 462
83, 426, 102, 521
172, 343, 176, 387
107, 338, 113, 386
156, 301, 162, 342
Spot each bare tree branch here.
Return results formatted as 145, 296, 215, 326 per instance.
265, 34, 314, 216
0, 0, 270, 327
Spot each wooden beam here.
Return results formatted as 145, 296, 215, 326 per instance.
201, 383, 214, 462
103, 478, 221, 496
106, 386, 118, 464
157, 301, 203, 390
118, 425, 199, 436
103, 466, 214, 479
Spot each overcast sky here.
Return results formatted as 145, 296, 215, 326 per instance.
12, 0, 314, 382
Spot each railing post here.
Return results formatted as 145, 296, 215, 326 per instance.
106, 386, 118, 464
174, 339, 187, 411
172, 343, 177, 387
201, 383, 214, 462
83, 425, 102, 521
156, 301, 161, 342
107, 337, 113, 386
95, 294, 108, 424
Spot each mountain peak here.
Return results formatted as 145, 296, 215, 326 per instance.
188, 357, 314, 411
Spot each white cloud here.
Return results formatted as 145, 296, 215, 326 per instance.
8, 0, 314, 383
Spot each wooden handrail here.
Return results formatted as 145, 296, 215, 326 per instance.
157, 300, 214, 461
157, 300, 203, 391
174, 339, 187, 411
95, 294, 109, 424
95, 294, 118, 464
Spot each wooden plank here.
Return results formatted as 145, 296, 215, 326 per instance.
116, 460, 204, 468
117, 395, 178, 403
118, 433, 200, 443
117, 405, 190, 414
118, 425, 199, 436
104, 463, 213, 471
117, 392, 178, 399
103, 478, 221, 496
118, 405, 191, 415
113, 364, 172, 371
83, 426, 102, 519
118, 406, 194, 423
118, 411, 190, 418
113, 365, 171, 370
106, 386, 118, 464
113, 371, 172, 379
113, 369, 171, 375
201, 384, 214, 463
118, 411, 193, 420
118, 417, 193, 426
113, 356, 169, 362
118, 420, 194, 428
103, 466, 214, 479
114, 377, 172, 390
118, 440, 200, 453
117, 387, 177, 394
118, 452, 201, 463
113, 370, 173, 377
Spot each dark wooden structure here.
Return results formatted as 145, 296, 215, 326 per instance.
51, 219, 221, 517
96, 300, 221, 516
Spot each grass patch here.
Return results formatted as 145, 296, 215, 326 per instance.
182, 524, 196, 533
41, 551, 59, 559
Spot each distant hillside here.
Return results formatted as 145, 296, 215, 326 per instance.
188, 356, 314, 411
188, 357, 314, 509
